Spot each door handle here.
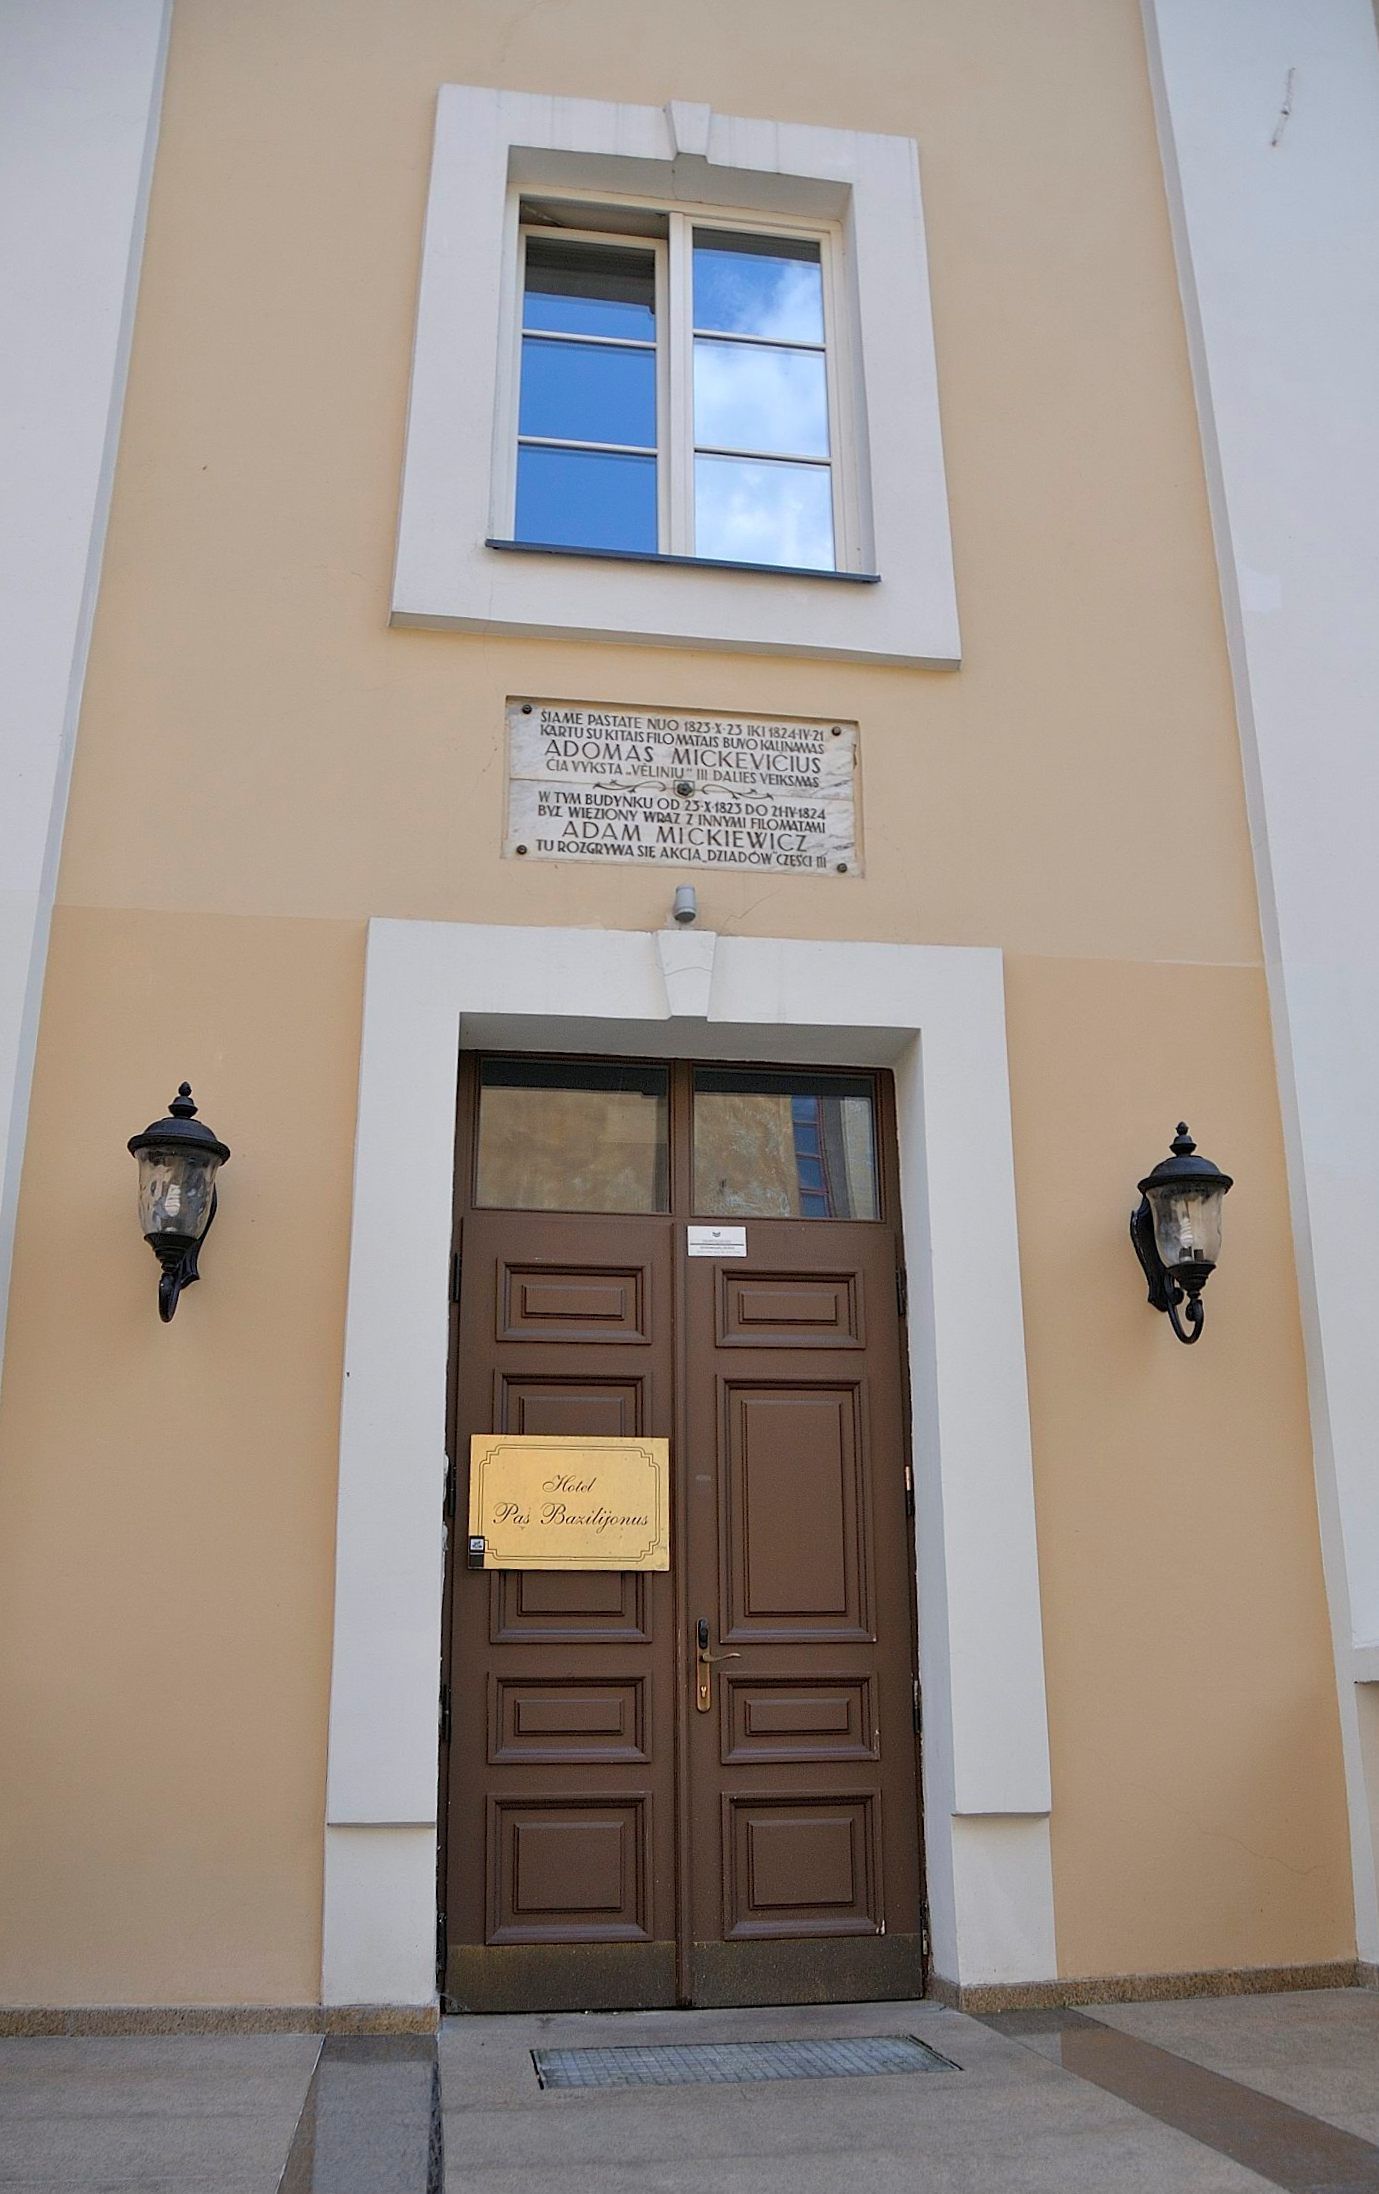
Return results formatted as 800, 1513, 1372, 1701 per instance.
695, 1617, 741, 1713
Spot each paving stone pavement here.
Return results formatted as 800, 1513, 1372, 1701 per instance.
0, 2033, 320, 2193
0, 1989, 1376, 2191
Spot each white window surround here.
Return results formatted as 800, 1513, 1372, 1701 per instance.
392, 87, 961, 667
322, 920, 1054, 2006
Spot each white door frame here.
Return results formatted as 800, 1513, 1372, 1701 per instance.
321, 919, 1056, 2005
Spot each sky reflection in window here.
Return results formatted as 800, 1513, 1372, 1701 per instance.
520, 337, 656, 447
694, 455, 834, 570
693, 232, 824, 343
693, 340, 828, 458
517, 446, 658, 552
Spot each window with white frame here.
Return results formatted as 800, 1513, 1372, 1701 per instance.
393, 87, 959, 664
502, 203, 851, 574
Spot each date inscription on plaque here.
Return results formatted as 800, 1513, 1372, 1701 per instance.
468, 1434, 670, 1571
505, 698, 860, 875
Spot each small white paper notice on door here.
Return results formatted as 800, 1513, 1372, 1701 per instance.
687, 1225, 747, 1257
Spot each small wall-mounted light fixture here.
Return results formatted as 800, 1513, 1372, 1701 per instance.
128, 1084, 231, 1322
1130, 1122, 1233, 1345
672, 885, 698, 925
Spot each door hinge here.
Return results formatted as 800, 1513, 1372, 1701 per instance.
904, 1461, 914, 1519
895, 1263, 908, 1319
913, 1677, 922, 1735
449, 1250, 462, 1305
438, 1680, 452, 1746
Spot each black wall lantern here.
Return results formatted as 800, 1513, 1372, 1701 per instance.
128, 1084, 231, 1322
1130, 1123, 1232, 1345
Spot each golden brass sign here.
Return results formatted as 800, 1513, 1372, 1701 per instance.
467, 1434, 670, 1571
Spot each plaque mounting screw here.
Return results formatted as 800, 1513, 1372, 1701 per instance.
836, 862, 848, 873
521, 703, 532, 714
674, 780, 694, 798
515, 844, 528, 856
831, 726, 842, 736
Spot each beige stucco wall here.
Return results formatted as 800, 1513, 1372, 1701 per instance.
1006, 954, 1351, 1977
0, 0, 1354, 2001
0, 909, 361, 2005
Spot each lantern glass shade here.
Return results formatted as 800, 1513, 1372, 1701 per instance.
136, 1147, 221, 1244
1145, 1177, 1225, 1273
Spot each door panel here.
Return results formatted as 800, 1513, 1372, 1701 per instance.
722, 1676, 876, 1762
723, 1792, 880, 1937
444, 1060, 922, 2013
717, 1268, 864, 1348
489, 1677, 649, 1763
685, 1221, 922, 2005
491, 1567, 649, 1643
446, 1208, 676, 2010
723, 1383, 869, 1634
487, 1795, 652, 1942
498, 1261, 650, 1341
499, 1377, 645, 1435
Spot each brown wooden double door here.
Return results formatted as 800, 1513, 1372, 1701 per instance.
442, 1058, 924, 2011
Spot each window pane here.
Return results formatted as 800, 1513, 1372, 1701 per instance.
693, 1069, 878, 1220
694, 454, 834, 570
520, 337, 655, 449
477, 1058, 669, 1213
693, 231, 824, 343
517, 446, 657, 552
694, 338, 828, 458
524, 237, 656, 342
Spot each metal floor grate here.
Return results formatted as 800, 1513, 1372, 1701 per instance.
532, 2034, 958, 2088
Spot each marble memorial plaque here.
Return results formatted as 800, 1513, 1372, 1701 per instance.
505, 698, 860, 875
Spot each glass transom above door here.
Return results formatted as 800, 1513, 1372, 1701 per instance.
475, 1058, 670, 1214
474, 1059, 879, 1221
692, 1068, 878, 1221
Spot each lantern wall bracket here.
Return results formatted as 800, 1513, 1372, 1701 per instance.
150, 1188, 218, 1323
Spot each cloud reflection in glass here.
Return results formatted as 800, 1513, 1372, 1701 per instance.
694, 455, 835, 570
691, 231, 834, 569
693, 235, 825, 343
693, 341, 829, 459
